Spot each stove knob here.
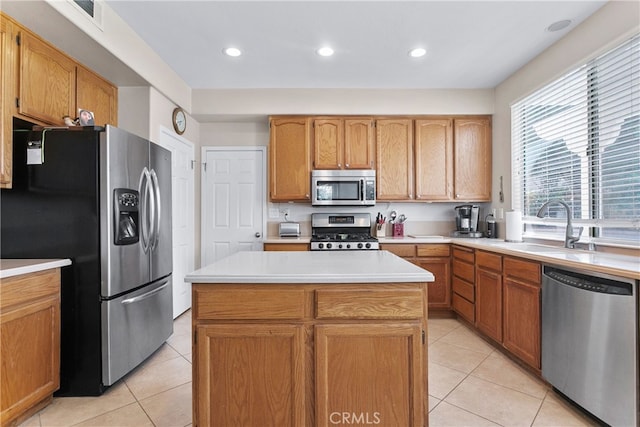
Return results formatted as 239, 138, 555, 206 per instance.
327, 243, 332, 249
338, 244, 343, 249
365, 243, 371, 249
318, 243, 324, 249
357, 243, 364, 249
346, 244, 351, 249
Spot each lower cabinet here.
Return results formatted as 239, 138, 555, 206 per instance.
0, 269, 61, 426
475, 251, 503, 342
381, 243, 451, 310
471, 252, 542, 371
451, 245, 475, 323
192, 283, 427, 427
502, 257, 541, 369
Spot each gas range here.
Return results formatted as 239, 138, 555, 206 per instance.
310, 213, 379, 251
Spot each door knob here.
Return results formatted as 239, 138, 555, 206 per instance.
255, 232, 261, 238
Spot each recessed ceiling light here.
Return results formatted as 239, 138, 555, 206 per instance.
223, 47, 242, 57
546, 20, 572, 32
317, 46, 334, 57
409, 48, 427, 58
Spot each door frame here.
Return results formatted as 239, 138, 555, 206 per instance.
157, 126, 196, 318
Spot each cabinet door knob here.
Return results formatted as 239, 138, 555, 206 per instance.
345, 163, 349, 168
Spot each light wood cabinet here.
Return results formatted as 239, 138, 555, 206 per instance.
1, 268, 61, 426
313, 118, 375, 170
376, 118, 414, 200
451, 245, 475, 323
453, 117, 492, 201
263, 242, 309, 251
475, 251, 503, 342
269, 117, 312, 202
381, 243, 451, 310
0, 12, 118, 189
76, 65, 118, 127
1, 16, 16, 189
18, 30, 76, 126
415, 118, 454, 200
192, 283, 427, 426
503, 257, 541, 370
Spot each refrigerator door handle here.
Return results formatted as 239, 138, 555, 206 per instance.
149, 168, 162, 251
121, 282, 169, 305
138, 167, 154, 253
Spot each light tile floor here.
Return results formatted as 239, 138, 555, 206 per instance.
20, 313, 598, 427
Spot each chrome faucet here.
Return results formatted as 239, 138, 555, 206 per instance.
536, 199, 583, 249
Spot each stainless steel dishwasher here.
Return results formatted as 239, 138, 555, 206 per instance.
542, 264, 639, 427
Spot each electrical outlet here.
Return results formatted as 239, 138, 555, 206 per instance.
268, 208, 280, 219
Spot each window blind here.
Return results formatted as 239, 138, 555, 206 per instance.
512, 34, 639, 244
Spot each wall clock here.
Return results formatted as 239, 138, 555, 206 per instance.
172, 107, 187, 135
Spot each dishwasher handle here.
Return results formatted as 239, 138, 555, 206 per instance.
543, 266, 633, 296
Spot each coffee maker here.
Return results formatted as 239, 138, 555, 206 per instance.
451, 205, 483, 238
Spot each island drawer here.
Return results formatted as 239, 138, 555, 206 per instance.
194, 288, 305, 320
315, 289, 424, 319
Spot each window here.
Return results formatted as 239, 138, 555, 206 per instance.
512, 34, 639, 245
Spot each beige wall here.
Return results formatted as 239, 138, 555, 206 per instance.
492, 1, 640, 221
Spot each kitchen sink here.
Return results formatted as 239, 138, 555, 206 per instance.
489, 242, 568, 254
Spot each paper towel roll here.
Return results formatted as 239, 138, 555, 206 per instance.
505, 211, 523, 242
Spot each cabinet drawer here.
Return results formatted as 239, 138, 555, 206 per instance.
452, 246, 474, 263
452, 259, 474, 283
263, 243, 309, 251
1, 269, 60, 311
504, 257, 541, 285
452, 293, 475, 323
476, 251, 502, 272
194, 288, 305, 320
381, 244, 416, 258
416, 244, 450, 257
452, 276, 474, 303
316, 289, 424, 319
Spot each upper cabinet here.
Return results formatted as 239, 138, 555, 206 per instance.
453, 117, 492, 201
313, 117, 374, 170
270, 115, 492, 203
376, 118, 414, 200
19, 31, 76, 125
76, 65, 118, 127
269, 117, 312, 202
415, 118, 454, 200
1, 17, 15, 188
0, 12, 118, 189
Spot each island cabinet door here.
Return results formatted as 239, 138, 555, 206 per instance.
194, 324, 306, 427
315, 324, 424, 427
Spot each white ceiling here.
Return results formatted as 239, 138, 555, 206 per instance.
104, 0, 607, 90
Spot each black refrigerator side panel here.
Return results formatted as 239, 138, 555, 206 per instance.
0, 130, 106, 396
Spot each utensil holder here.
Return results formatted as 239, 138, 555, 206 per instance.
392, 223, 404, 237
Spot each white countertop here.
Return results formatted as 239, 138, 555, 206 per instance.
0, 259, 72, 279
186, 250, 435, 284
264, 235, 639, 279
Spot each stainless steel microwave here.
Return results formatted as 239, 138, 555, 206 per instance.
311, 170, 376, 206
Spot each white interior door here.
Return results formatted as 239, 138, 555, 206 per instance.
201, 146, 266, 266
158, 127, 195, 319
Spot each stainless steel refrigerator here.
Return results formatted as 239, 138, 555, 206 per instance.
1, 125, 173, 396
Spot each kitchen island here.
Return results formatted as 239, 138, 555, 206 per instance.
185, 250, 434, 427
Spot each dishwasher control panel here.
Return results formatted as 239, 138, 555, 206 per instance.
545, 266, 632, 295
